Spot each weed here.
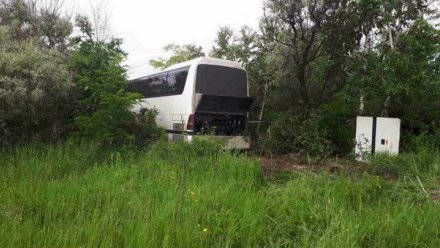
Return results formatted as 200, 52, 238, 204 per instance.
0, 141, 439, 247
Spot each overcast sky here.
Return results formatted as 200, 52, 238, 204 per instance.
66, 0, 264, 78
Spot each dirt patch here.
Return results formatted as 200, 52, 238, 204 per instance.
261, 153, 363, 174
260, 154, 438, 200
260, 154, 310, 174
260, 153, 397, 179
429, 182, 440, 201
429, 189, 440, 201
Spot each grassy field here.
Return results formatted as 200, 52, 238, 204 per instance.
0, 140, 439, 247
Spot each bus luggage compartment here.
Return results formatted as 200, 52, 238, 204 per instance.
193, 94, 253, 136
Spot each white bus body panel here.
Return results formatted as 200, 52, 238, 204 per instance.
132, 63, 198, 131
131, 57, 251, 149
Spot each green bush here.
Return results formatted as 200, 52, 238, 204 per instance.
0, 27, 75, 146
71, 18, 162, 147
128, 108, 166, 146
259, 114, 333, 160
317, 95, 358, 155
71, 38, 134, 144
403, 131, 440, 153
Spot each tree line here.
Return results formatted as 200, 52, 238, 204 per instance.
0, 0, 161, 147
151, 0, 440, 157
1, 0, 439, 156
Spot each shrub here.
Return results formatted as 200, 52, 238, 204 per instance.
71, 18, 162, 147
128, 108, 166, 146
403, 131, 440, 153
0, 27, 75, 146
259, 114, 333, 160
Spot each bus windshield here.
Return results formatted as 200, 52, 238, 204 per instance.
195, 65, 247, 97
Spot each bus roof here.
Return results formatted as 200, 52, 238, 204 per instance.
166, 57, 243, 70
130, 57, 244, 82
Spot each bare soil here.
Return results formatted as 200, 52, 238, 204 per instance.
260, 153, 440, 200
429, 189, 440, 200
260, 153, 371, 175
260, 153, 396, 179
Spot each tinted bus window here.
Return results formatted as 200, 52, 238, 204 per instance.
196, 65, 247, 97
128, 67, 189, 98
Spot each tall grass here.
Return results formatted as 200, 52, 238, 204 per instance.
371, 151, 440, 184
0, 140, 439, 247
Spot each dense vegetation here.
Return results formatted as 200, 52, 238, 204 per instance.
1, 1, 439, 247
0, 0, 161, 147
1, 140, 439, 247
1, 0, 439, 154
153, 0, 440, 156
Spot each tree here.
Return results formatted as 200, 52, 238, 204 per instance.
0, 0, 75, 146
0, 0, 73, 51
355, 0, 434, 116
211, 26, 260, 65
88, 0, 111, 42
71, 16, 155, 146
0, 26, 75, 145
211, 26, 239, 61
262, 0, 364, 114
210, 26, 272, 136
149, 43, 205, 69
348, 19, 440, 134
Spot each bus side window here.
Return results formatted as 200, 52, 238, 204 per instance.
141, 78, 152, 97
128, 66, 189, 98
150, 75, 167, 96
167, 69, 188, 95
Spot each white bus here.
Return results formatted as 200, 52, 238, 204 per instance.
128, 57, 253, 149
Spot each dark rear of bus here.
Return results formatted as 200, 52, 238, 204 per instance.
188, 64, 253, 136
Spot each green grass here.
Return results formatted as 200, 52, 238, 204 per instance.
0, 140, 439, 247
371, 151, 440, 182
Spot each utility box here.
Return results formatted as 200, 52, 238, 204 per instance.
355, 116, 401, 161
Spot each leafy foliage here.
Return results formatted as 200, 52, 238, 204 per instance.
0, 26, 74, 145
1, 0, 439, 156
71, 17, 162, 146
210, 25, 272, 148
262, 0, 363, 113
129, 108, 165, 147
0, 0, 73, 51
348, 19, 440, 149
259, 114, 333, 160
149, 43, 205, 69
0, 0, 76, 146
252, 0, 439, 155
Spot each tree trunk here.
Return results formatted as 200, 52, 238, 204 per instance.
388, 24, 395, 50
359, 95, 365, 115
381, 96, 391, 117
382, 23, 394, 117
257, 83, 269, 134
359, 32, 373, 116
